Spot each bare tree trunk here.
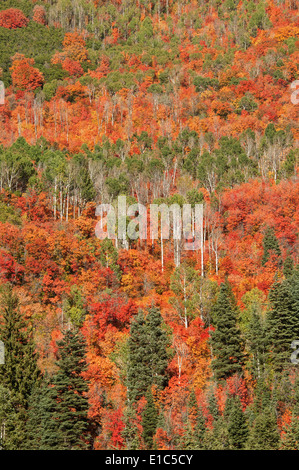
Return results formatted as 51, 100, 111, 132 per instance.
161, 229, 164, 272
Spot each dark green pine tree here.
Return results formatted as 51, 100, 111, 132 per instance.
0, 385, 17, 450
262, 227, 281, 266
181, 390, 199, 450
266, 280, 299, 372
223, 394, 235, 421
202, 416, 229, 450
127, 306, 169, 403
194, 406, 206, 449
203, 390, 230, 449
283, 256, 294, 279
188, 388, 199, 414
24, 381, 49, 450
251, 378, 272, 416
181, 420, 197, 450
142, 388, 159, 450
146, 306, 169, 390
246, 307, 267, 380
210, 283, 245, 381
208, 388, 220, 421
287, 267, 299, 337
246, 377, 280, 450
181, 390, 207, 450
0, 285, 40, 450
247, 406, 280, 450
282, 414, 299, 450
121, 405, 140, 450
281, 376, 299, 450
226, 395, 249, 450
188, 390, 207, 449
38, 329, 90, 450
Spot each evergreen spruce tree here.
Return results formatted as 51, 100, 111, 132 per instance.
142, 388, 158, 450
247, 406, 280, 450
287, 268, 299, 336
201, 426, 215, 450
202, 416, 229, 450
0, 385, 17, 450
210, 283, 245, 381
181, 390, 199, 450
282, 377, 299, 450
181, 420, 196, 450
223, 394, 234, 420
208, 388, 220, 421
251, 378, 272, 416
121, 405, 140, 450
282, 411, 299, 450
283, 256, 294, 279
266, 280, 299, 372
246, 306, 266, 379
194, 406, 206, 449
202, 391, 230, 449
127, 306, 169, 403
146, 306, 169, 390
188, 389, 198, 413
39, 329, 90, 450
262, 227, 281, 266
24, 381, 49, 450
246, 377, 280, 450
0, 285, 40, 449
187, 388, 199, 429
208, 390, 220, 420
226, 396, 249, 449
181, 390, 207, 450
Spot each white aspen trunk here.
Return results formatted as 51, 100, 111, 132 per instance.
172, 159, 177, 184
54, 178, 57, 220
60, 189, 63, 221
161, 229, 164, 272
178, 356, 182, 381
201, 214, 204, 278
183, 277, 188, 329
66, 191, 69, 222
73, 194, 76, 219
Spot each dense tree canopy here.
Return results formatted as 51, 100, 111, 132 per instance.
0, 0, 298, 451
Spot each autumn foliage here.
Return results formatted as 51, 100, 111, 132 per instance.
10, 54, 44, 91
0, 0, 298, 452
32, 5, 47, 25
0, 8, 28, 29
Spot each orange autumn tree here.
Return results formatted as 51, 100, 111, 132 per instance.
51, 31, 88, 73
62, 31, 88, 63
10, 54, 44, 91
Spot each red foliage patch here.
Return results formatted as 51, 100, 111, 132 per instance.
0, 8, 28, 29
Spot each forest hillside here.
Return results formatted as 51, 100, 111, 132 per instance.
0, 0, 298, 451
